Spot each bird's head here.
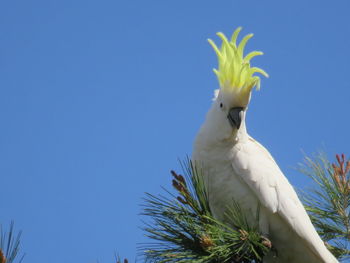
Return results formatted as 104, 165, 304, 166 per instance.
209, 27, 268, 131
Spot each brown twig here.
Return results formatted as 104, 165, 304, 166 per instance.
0, 249, 6, 263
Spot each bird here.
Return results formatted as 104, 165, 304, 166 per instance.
192, 27, 338, 263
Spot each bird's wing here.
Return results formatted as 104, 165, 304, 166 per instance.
231, 136, 327, 257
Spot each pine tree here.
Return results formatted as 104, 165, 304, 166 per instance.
299, 153, 350, 261
3, 153, 350, 262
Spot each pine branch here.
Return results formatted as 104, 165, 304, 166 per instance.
115, 255, 128, 263
299, 152, 350, 260
140, 159, 272, 263
0, 222, 24, 263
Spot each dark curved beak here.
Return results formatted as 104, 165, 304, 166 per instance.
227, 107, 244, 129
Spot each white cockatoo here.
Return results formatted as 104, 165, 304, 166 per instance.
192, 28, 338, 263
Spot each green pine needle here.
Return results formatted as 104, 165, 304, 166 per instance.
299, 152, 350, 260
140, 159, 271, 263
0, 221, 24, 263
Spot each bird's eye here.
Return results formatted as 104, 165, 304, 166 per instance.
220, 103, 223, 108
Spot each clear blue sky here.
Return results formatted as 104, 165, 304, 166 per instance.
1, 0, 350, 262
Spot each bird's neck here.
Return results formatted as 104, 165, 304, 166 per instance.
234, 125, 248, 144
235, 111, 249, 143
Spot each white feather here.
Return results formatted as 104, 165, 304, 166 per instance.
193, 98, 338, 263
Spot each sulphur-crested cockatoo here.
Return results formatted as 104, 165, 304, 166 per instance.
192, 28, 338, 263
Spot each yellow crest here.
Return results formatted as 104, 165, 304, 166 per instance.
208, 27, 268, 95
